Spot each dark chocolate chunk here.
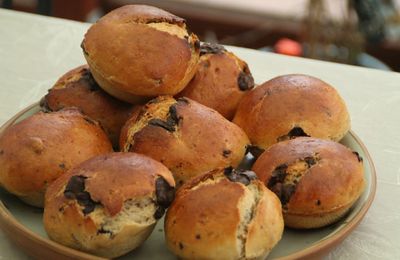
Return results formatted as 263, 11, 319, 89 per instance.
195, 234, 201, 240
179, 242, 184, 250
267, 164, 288, 187
246, 145, 265, 158
224, 167, 257, 186
277, 127, 310, 142
154, 207, 165, 220
64, 175, 98, 215
148, 118, 175, 132
304, 156, 317, 167
353, 151, 363, 162
237, 71, 255, 91
199, 42, 226, 56
154, 177, 175, 220
155, 177, 175, 208
316, 200, 321, 206
281, 184, 296, 205
222, 149, 231, 158
168, 105, 181, 125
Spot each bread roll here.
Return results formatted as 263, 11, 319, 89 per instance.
233, 74, 350, 152
41, 65, 134, 148
178, 42, 254, 120
82, 5, 200, 103
0, 109, 112, 207
165, 167, 284, 259
120, 96, 250, 185
44, 152, 175, 258
252, 137, 365, 229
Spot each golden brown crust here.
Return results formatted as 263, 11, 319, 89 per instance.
42, 65, 134, 148
120, 96, 250, 185
82, 5, 200, 103
165, 168, 283, 259
178, 43, 254, 120
0, 109, 113, 207
233, 74, 350, 149
252, 137, 365, 228
44, 152, 175, 258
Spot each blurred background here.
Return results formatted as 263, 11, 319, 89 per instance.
2, 0, 400, 71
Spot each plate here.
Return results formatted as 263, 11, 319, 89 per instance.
0, 103, 376, 260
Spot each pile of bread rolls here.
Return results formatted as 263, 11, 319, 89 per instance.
0, 4, 365, 259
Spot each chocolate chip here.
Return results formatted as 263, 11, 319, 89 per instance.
59, 163, 66, 169
237, 71, 255, 91
277, 127, 310, 142
224, 167, 257, 186
316, 200, 321, 206
148, 118, 175, 132
154, 177, 175, 219
64, 175, 98, 215
195, 234, 201, 240
199, 42, 226, 55
222, 150, 231, 158
155, 177, 175, 208
267, 164, 288, 187
246, 145, 264, 158
281, 184, 296, 205
179, 242, 184, 250
304, 156, 317, 167
353, 151, 363, 162
168, 105, 181, 125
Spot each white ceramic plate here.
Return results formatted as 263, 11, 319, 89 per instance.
0, 103, 376, 260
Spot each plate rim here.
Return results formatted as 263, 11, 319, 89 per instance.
0, 103, 377, 260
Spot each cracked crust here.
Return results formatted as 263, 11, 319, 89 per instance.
41, 65, 134, 148
165, 168, 284, 259
43, 152, 175, 258
252, 137, 365, 229
178, 42, 254, 120
82, 5, 200, 103
0, 109, 112, 207
119, 96, 250, 185
233, 74, 350, 149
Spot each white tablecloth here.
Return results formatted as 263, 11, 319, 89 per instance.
1, 8, 400, 259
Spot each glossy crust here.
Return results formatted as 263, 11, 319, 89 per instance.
252, 137, 365, 229
165, 169, 284, 259
41, 65, 134, 148
120, 96, 250, 185
233, 74, 350, 149
0, 109, 112, 207
82, 5, 200, 103
43, 152, 175, 258
178, 43, 254, 120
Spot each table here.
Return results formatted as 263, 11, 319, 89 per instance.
1, 8, 400, 260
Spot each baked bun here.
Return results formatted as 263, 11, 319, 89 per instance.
233, 74, 350, 151
44, 152, 175, 258
120, 96, 250, 185
41, 65, 134, 148
82, 5, 200, 103
252, 137, 365, 229
165, 167, 284, 259
177, 42, 254, 120
0, 109, 112, 207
